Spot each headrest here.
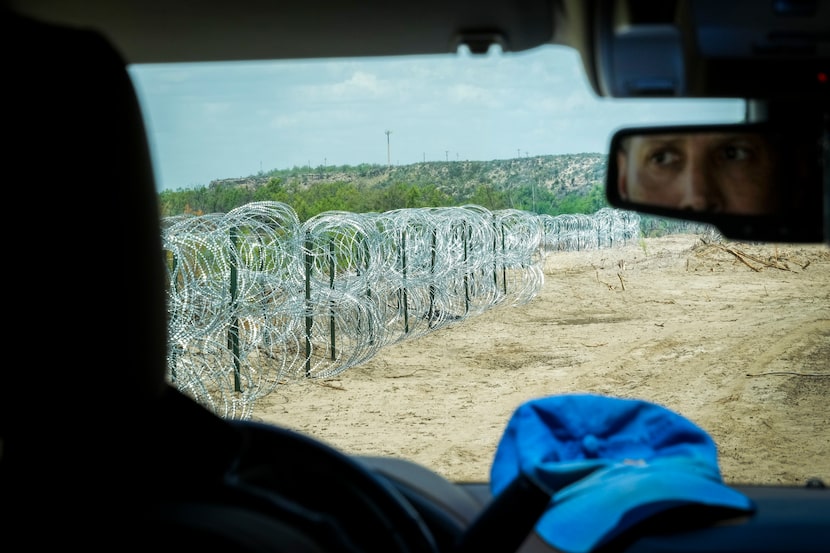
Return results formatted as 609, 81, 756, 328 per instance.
3, 11, 169, 419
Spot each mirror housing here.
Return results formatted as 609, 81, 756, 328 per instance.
605, 123, 826, 243
586, 0, 830, 102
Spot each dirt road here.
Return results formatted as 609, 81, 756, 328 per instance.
254, 234, 830, 486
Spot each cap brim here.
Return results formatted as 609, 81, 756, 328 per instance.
535, 460, 755, 553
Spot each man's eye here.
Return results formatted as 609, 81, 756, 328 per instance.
721, 145, 752, 161
649, 150, 680, 165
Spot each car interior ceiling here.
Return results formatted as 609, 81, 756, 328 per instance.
2, 1, 828, 552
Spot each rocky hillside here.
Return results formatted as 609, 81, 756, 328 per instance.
208, 153, 607, 198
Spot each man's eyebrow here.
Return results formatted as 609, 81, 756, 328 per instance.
639, 136, 683, 148
718, 133, 764, 143
708, 134, 764, 150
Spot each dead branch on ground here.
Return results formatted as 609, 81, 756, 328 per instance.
709, 242, 794, 272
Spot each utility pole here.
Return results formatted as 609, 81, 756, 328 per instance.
445, 150, 449, 162
385, 130, 392, 167
532, 179, 536, 213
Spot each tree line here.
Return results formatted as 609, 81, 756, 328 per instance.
158, 177, 609, 221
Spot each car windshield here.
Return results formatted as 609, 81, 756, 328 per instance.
128, 44, 830, 488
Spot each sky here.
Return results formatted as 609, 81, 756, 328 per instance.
128, 45, 746, 192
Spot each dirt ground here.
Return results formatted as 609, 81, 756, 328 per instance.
253, 234, 830, 487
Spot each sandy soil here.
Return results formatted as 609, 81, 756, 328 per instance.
253, 234, 830, 487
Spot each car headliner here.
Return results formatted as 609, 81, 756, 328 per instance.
2, 0, 579, 63
8, 0, 826, 103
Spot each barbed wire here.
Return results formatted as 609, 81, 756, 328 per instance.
161, 202, 640, 418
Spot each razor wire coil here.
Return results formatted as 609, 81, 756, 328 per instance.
162, 202, 639, 418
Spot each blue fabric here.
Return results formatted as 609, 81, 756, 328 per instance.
490, 394, 755, 553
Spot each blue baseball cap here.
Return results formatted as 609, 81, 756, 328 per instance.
490, 394, 755, 553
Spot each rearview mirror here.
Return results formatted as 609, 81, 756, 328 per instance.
605, 124, 825, 243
